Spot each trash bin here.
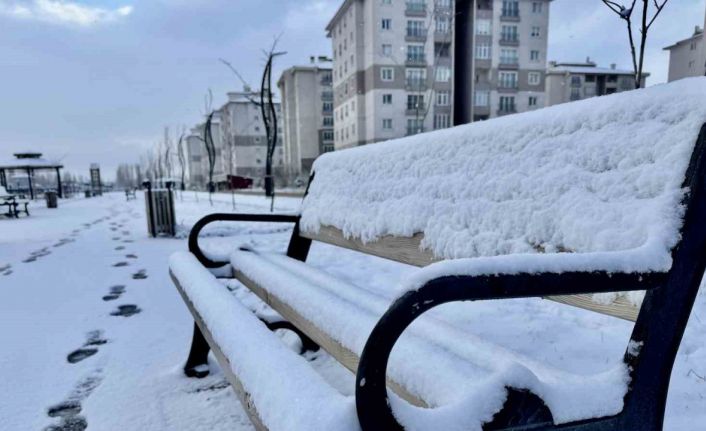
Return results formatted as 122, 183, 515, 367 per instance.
45, 191, 58, 208
84, 190, 92, 198
143, 181, 176, 237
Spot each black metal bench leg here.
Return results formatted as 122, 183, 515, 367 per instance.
260, 319, 320, 354
184, 322, 211, 378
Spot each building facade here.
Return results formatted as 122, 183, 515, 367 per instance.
664, 26, 705, 82
545, 60, 647, 106
326, 0, 550, 150
278, 61, 334, 181
216, 89, 285, 188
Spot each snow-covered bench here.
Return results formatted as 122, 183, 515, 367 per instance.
170, 78, 706, 430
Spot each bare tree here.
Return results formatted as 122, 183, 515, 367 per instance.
176, 126, 187, 195
602, 0, 669, 89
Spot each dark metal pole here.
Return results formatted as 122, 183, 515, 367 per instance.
26, 168, 34, 200
453, 0, 475, 125
56, 167, 63, 198
0, 169, 6, 188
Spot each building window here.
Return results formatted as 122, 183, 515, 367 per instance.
499, 71, 518, 88
532, 1, 543, 13
499, 96, 516, 113
570, 87, 581, 100
531, 26, 540, 37
323, 116, 334, 126
407, 44, 425, 62
475, 42, 491, 60
383, 118, 393, 129
382, 0, 391, 4
434, 113, 450, 129
381, 18, 392, 30
407, 94, 425, 110
500, 48, 518, 65
474, 90, 489, 107
570, 75, 582, 87
436, 90, 450, 106
436, 66, 451, 82
436, 16, 450, 33
689, 60, 696, 69
502, 0, 519, 17
501, 25, 518, 42
476, 19, 491, 35
528, 96, 538, 107
528, 72, 541, 86
381, 67, 394, 81
406, 68, 427, 88
382, 94, 393, 104
407, 20, 425, 37
322, 130, 334, 141
323, 102, 333, 113
382, 44, 392, 56
435, 42, 450, 58
323, 143, 334, 152
530, 50, 540, 62
407, 118, 424, 135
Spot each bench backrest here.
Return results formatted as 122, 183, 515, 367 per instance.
300, 78, 706, 276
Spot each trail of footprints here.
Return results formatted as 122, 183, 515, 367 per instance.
47, 212, 148, 429
44, 370, 103, 431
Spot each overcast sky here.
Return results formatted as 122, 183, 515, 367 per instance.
0, 0, 703, 179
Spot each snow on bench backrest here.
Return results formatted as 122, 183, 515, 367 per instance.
301, 78, 706, 273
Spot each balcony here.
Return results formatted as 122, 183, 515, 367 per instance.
321, 91, 334, 101
405, 55, 427, 66
498, 60, 519, 70
406, 126, 425, 136
405, 29, 428, 42
498, 84, 519, 93
500, 13, 520, 22
497, 107, 517, 116
405, 78, 427, 91
405, 2, 427, 16
499, 37, 519, 47
433, 0, 452, 11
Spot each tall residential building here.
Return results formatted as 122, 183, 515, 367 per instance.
216, 89, 285, 188
278, 59, 334, 181
545, 60, 647, 106
664, 26, 705, 82
325, 0, 551, 150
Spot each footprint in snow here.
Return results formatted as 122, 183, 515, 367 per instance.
112, 261, 129, 267
66, 348, 98, 364
102, 285, 125, 301
125, 254, 138, 259
132, 269, 147, 280
115, 246, 125, 251
110, 304, 141, 317
44, 372, 102, 431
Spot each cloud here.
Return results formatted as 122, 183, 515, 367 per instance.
0, 0, 133, 27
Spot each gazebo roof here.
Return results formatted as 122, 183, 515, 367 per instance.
0, 152, 63, 170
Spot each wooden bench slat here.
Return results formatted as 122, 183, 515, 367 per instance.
232, 268, 429, 408
302, 225, 641, 321
171, 271, 269, 431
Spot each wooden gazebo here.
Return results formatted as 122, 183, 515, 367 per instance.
0, 152, 64, 199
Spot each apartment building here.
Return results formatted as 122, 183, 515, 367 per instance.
664, 26, 705, 82
545, 59, 647, 106
216, 89, 285, 187
277, 59, 334, 180
475, 0, 550, 119
325, 0, 550, 150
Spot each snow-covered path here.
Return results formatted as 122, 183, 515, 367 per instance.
1, 192, 705, 430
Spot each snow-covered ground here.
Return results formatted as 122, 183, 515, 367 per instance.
1, 191, 705, 430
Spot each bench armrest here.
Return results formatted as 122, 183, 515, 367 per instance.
188, 212, 299, 268
399, 250, 670, 301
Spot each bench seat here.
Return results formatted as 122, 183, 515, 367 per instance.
171, 248, 633, 429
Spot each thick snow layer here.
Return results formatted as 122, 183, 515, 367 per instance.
170, 251, 358, 431
301, 79, 706, 276
224, 249, 631, 428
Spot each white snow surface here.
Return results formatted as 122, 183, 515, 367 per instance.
3, 191, 706, 431
301, 79, 706, 277
222, 249, 631, 429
